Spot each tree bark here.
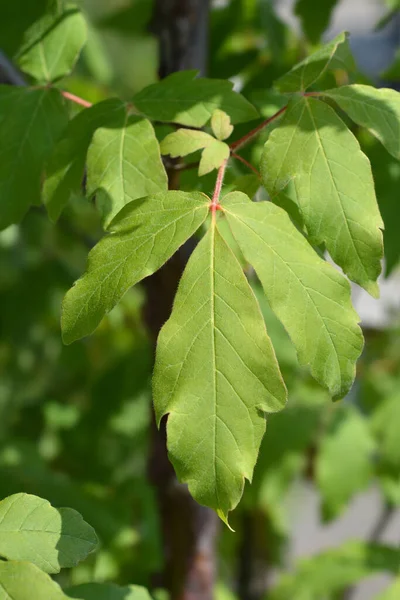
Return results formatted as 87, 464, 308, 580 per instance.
146, 3, 218, 600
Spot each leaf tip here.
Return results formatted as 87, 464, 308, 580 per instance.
217, 509, 234, 531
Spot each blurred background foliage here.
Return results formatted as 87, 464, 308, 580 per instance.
1, 0, 400, 599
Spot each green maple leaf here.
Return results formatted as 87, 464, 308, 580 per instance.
223, 192, 363, 400
62, 191, 209, 343
153, 219, 287, 523
261, 96, 383, 296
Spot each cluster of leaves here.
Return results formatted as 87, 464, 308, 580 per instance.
2, 0, 400, 598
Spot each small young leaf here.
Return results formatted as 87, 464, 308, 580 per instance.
68, 583, 152, 600
316, 406, 375, 520
0, 493, 98, 573
275, 32, 355, 92
160, 129, 216, 157
16, 1, 87, 83
44, 99, 122, 222
261, 96, 383, 296
199, 140, 230, 176
211, 109, 234, 140
62, 191, 209, 344
0, 86, 68, 230
86, 108, 168, 226
294, 0, 339, 44
223, 192, 363, 400
324, 85, 400, 160
0, 561, 66, 600
133, 70, 259, 127
153, 222, 287, 522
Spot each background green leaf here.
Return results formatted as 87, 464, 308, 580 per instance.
0, 561, 66, 600
67, 583, 152, 600
294, 0, 339, 44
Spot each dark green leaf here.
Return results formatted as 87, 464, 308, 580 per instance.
295, 0, 339, 44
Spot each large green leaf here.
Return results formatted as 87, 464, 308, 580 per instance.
67, 583, 152, 600
261, 96, 383, 296
62, 191, 209, 344
270, 541, 400, 600
316, 406, 375, 520
43, 99, 123, 221
294, 0, 339, 44
153, 221, 287, 522
16, 1, 87, 83
0, 493, 98, 573
133, 70, 259, 127
0, 561, 66, 600
0, 86, 68, 230
86, 107, 167, 226
275, 32, 355, 92
324, 85, 400, 160
223, 192, 363, 400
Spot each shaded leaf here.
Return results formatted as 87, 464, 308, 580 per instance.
372, 392, 400, 467
153, 222, 287, 522
294, 0, 339, 44
0, 86, 68, 230
16, 1, 87, 83
0, 493, 98, 573
223, 192, 363, 400
133, 70, 259, 127
62, 191, 209, 344
316, 406, 375, 520
325, 85, 400, 159
0, 561, 66, 600
275, 32, 355, 92
86, 107, 168, 226
67, 583, 152, 600
211, 109, 234, 140
44, 99, 122, 222
261, 96, 383, 296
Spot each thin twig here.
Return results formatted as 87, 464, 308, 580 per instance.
230, 105, 287, 152
61, 90, 92, 108
231, 153, 261, 178
211, 159, 228, 212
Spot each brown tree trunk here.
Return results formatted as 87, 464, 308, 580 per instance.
145, 3, 218, 600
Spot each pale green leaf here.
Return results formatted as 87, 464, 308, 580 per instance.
67, 583, 152, 600
44, 99, 122, 222
153, 222, 287, 521
86, 107, 168, 226
324, 84, 400, 159
199, 141, 230, 176
294, 0, 339, 44
160, 129, 215, 157
275, 32, 355, 92
270, 541, 400, 600
133, 70, 259, 127
0, 561, 66, 600
261, 96, 383, 296
211, 109, 234, 140
372, 392, 400, 467
62, 191, 209, 344
316, 406, 375, 520
16, 1, 87, 83
0, 86, 68, 230
223, 192, 363, 400
376, 578, 400, 600
0, 493, 98, 573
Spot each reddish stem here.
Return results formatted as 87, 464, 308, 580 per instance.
211, 159, 228, 213
62, 90, 92, 108
231, 152, 261, 178
230, 105, 287, 152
